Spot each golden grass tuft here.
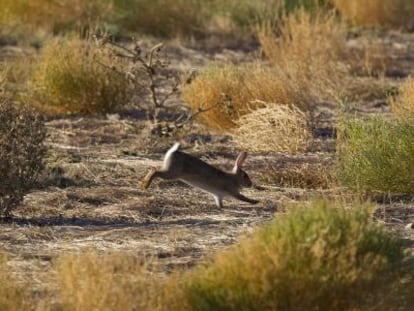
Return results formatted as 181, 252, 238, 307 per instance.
29, 36, 132, 115
260, 160, 336, 189
333, 0, 414, 30
181, 63, 296, 131
53, 249, 186, 311
0, 251, 31, 310
390, 76, 414, 118
233, 102, 311, 154
0, 0, 113, 35
258, 9, 349, 106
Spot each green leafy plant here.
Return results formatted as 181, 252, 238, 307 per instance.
337, 117, 414, 195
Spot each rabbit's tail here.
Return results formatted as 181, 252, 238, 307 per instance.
163, 142, 180, 165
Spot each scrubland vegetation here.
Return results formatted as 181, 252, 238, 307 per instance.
1, 0, 414, 309
1, 201, 413, 310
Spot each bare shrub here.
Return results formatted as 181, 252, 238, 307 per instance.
333, 0, 414, 30
181, 63, 296, 131
258, 9, 349, 107
390, 76, 414, 118
29, 37, 132, 115
233, 102, 311, 154
0, 97, 47, 218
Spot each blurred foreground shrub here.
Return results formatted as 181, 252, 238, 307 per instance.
333, 0, 414, 30
184, 200, 413, 310
0, 251, 31, 309
29, 37, 132, 114
337, 117, 414, 195
390, 76, 414, 118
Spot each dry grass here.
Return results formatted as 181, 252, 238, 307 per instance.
333, 0, 414, 30
0, 251, 31, 310
52, 249, 186, 311
258, 9, 349, 106
260, 160, 336, 189
181, 63, 296, 131
115, 0, 211, 38
233, 103, 312, 154
29, 36, 132, 115
390, 76, 414, 118
0, 0, 113, 35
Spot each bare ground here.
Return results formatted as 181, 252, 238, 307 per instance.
1, 31, 414, 295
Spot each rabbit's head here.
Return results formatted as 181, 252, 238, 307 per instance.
232, 152, 253, 187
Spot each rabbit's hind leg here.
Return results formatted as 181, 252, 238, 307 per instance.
141, 167, 178, 189
233, 193, 259, 205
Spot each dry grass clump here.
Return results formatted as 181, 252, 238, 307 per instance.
29, 37, 132, 115
184, 200, 413, 311
260, 160, 335, 189
53, 250, 185, 311
0, 96, 46, 218
0, 0, 112, 35
233, 103, 311, 154
181, 63, 296, 131
390, 76, 414, 118
258, 9, 349, 106
333, 0, 414, 30
337, 117, 414, 195
0, 251, 32, 310
115, 0, 211, 38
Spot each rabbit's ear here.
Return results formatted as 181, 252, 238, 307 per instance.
233, 152, 247, 173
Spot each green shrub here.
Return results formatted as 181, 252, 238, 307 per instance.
29, 37, 132, 114
337, 117, 414, 195
184, 200, 412, 311
0, 97, 46, 218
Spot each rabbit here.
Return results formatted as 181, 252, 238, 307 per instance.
141, 142, 259, 208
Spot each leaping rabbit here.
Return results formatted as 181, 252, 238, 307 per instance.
141, 143, 259, 208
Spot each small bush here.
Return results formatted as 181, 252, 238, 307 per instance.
258, 9, 349, 106
337, 117, 414, 195
233, 103, 311, 153
0, 97, 46, 218
184, 200, 412, 311
29, 37, 132, 114
181, 63, 296, 131
333, 0, 414, 30
390, 76, 414, 118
